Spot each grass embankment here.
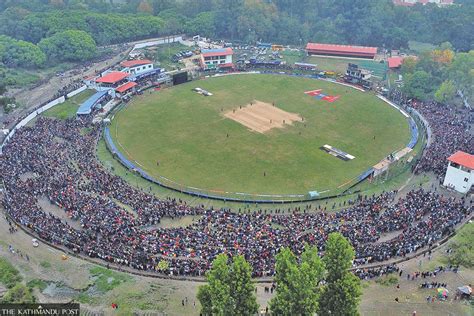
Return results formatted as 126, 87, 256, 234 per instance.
0, 257, 35, 303
147, 42, 193, 71
42, 89, 95, 120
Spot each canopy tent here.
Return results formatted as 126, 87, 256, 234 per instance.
437, 287, 449, 298
77, 90, 109, 115
457, 285, 472, 295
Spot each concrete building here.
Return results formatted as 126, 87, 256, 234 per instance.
120, 59, 154, 76
95, 71, 129, 91
200, 48, 233, 70
443, 151, 473, 194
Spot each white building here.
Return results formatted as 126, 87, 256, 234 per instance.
200, 48, 233, 70
443, 151, 473, 194
120, 59, 154, 76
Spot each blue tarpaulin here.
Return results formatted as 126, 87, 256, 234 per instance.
77, 90, 109, 115
407, 118, 419, 149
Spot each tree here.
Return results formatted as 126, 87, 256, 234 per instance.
158, 9, 186, 34
432, 49, 454, 65
448, 50, 474, 104
319, 233, 362, 316
229, 255, 259, 316
39, 30, 97, 62
214, 0, 244, 39
402, 70, 435, 100
434, 80, 456, 104
270, 245, 324, 316
401, 56, 418, 75
197, 254, 258, 316
0, 83, 6, 96
0, 36, 46, 68
137, 0, 153, 14
186, 12, 216, 37
1, 284, 35, 303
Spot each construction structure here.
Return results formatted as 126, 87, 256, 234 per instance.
344, 63, 372, 89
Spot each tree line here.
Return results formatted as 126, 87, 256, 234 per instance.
0, 0, 472, 106
400, 45, 473, 105
1, 0, 473, 51
0, 0, 472, 68
197, 232, 362, 315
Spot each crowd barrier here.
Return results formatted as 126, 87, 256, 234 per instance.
407, 118, 419, 149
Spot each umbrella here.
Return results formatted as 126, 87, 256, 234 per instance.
437, 288, 449, 297
457, 286, 472, 295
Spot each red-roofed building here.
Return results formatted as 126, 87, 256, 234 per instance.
388, 56, 404, 69
200, 48, 233, 70
120, 59, 154, 76
96, 71, 129, 84
306, 43, 377, 59
443, 151, 473, 193
115, 81, 137, 96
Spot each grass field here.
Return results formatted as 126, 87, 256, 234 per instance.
306, 55, 388, 78
408, 40, 436, 54
110, 74, 410, 198
148, 42, 191, 71
42, 90, 95, 119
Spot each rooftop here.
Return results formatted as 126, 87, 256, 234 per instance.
448, 151, 474, 169
115, 81, 137, 93
306, 43, 377, 55
202, 47, 233, 57
96, 71, 129, 84
120, 59, 153, 68
77, 90, 109, 115
388, 56, 404, 68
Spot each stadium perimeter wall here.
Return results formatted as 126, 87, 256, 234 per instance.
0, 85, 87, 154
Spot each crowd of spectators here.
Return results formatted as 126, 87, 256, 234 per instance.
0, 86, 472, 279
389, 89, 473, 178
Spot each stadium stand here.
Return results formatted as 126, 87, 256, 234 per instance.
76, 90, 110, 115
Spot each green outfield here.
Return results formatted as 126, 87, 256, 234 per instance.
110, 74, 410, 198
43, 89, 95, 119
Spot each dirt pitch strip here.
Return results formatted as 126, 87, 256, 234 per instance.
224, 101, 303, 133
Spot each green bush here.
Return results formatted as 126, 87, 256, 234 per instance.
26, 279, 48, 291
1, 284, 35, 303
0, 258, 22, 288
375, 274, 398, 286
40, 261, 52, 269
449, 223, 474, 268
89, 266, 131, 292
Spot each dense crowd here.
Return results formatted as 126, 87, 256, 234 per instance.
389, 90, 474, 178
0, 92, 472, 278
